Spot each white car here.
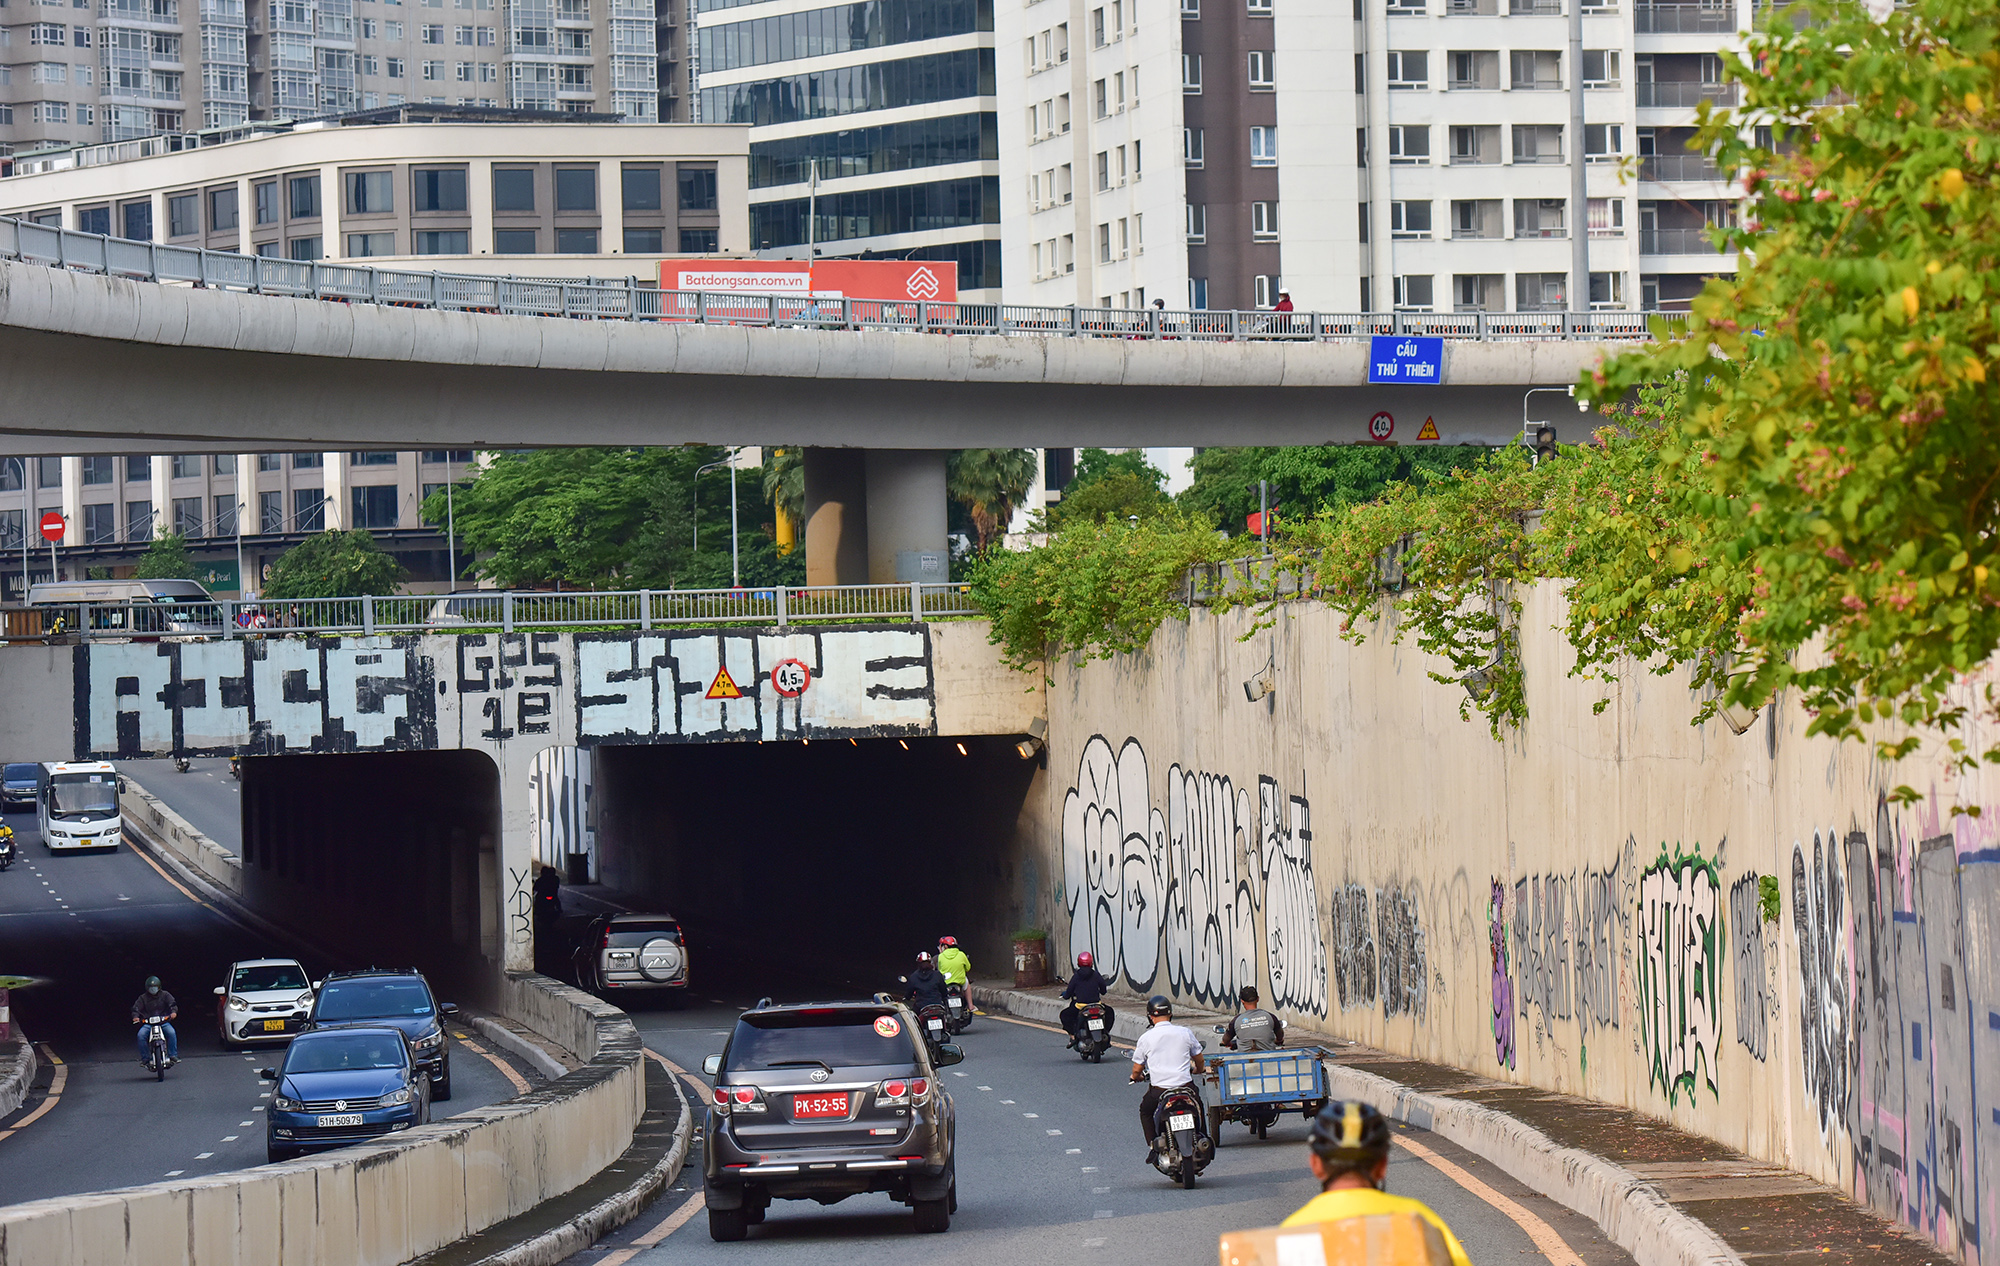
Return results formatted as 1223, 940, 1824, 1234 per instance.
215, 958, 316, 1046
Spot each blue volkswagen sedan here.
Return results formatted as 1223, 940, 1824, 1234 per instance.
260, 1026, 431, 1163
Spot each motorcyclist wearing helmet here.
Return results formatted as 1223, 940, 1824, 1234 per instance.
131, 975, 180, 1064
905, 952, 950, 1010
1058, 951, 1114, 1047
935, 937, 971, 987
1221, 985, 1285, 1051
1127, 995, 1205, 1164
1283, 1100, 1472, 1266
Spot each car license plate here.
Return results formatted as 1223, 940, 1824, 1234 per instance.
316, 1114, 364, 1128
1168, 1113, 1196, 1132
792, 1093, 849, 1119
1087, 1018, 1105, 1030
262, 1019, 287, 1032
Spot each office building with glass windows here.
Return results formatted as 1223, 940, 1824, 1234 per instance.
692, 0, 1002, 297
0, 107, 748, 261
998, 0, 1747, 314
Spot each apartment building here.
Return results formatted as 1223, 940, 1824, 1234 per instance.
691, 0, 1003, 298
0, 0, 659, 154
1000, 0, 1745, 312
0, 108, 748, 261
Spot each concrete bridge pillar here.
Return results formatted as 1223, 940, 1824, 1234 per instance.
804, 448, 868, 586
803, 448, 947, 586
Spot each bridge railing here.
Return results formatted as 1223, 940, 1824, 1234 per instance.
19, 582, 981, 642
0, 214, 1689, 343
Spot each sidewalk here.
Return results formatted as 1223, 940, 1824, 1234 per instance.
972, 981, 1953, 1266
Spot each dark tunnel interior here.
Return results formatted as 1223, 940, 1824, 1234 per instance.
592, 735, 1043, 994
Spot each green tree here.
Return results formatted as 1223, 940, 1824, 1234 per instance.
262, 530, 405, 599
1178, 446, 1496, 534
1585, 0, 2000, 763
1046, 471, 1172, 527
133, 532, 196, 580
1069, 447, 1166, 492
947, 448, 1037, 552
763, 446, 805, 540
422, 449, 675, 589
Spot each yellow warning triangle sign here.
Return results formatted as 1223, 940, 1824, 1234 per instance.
1415, 417, 1440, 441
705, 665, 745, 700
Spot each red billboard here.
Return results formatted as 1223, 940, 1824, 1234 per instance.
660, 259, 958, 303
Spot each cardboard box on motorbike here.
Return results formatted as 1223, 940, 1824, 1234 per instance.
1218, 1213, 1453, 1266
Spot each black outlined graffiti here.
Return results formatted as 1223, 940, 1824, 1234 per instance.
1329, 884, 1376, 1012
1729, 872, 1771, 1061
1376, 880, 1427, 1021
1793, 828, 1850, 1140
1636, 844, 1723, 1106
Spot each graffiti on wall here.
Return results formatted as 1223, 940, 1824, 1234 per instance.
1792, 828, 1851, 1141
1329, 884, 1377, 1012
1376, 880, 1428, 1021
1728, 872, 1771, 1062
70, 626, 939, 757
1059, 736, 1328, 1018
1489, 881, 1516, 1070
1635, 844, 1723, 1105
1499, 845, 1630, 1067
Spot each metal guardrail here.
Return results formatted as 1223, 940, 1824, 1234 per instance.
16, 583, 980, 642
0, 215, 1688, 344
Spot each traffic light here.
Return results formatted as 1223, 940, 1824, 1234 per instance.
1533, 425, 1559, 464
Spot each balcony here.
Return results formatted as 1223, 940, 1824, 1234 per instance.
1446, 0, 1500, 11
1636, 80, 1739, 107
1640, 152, 1724, 181
1635, 3, 1736, 31
1641, 226, 1731, 254
1509, 0, 1563, 12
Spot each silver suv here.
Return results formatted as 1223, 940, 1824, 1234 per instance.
573, 913, 690, 999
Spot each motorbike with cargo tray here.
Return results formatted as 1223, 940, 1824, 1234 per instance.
1203, 1044, 1329, 1144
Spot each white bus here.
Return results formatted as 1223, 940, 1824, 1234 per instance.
28, 579, 223, 637
37, 761, 123, 852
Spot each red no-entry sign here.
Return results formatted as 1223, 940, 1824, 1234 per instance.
38, 511, 64, 543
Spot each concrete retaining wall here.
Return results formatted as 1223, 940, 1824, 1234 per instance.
0, 973, 642, 1266
1033, 588, 2000, 1263
123, 781, 243, 897
0, 1035, 33, 1120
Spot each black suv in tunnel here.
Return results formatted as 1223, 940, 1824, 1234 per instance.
701, 1000, 963, 1241
305, 968, 459, 1100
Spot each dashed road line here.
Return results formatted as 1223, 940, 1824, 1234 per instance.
195, 1152, 214, 1159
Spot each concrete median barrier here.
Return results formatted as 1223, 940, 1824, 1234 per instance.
0, 971, 643, 1266
0, 1031, 35, 1121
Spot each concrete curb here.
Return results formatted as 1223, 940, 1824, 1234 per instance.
0, 1033, 36, 1119
975, 986, 1739, 1266
469, 1016, 572, 1081
969, 984, 1153, 1043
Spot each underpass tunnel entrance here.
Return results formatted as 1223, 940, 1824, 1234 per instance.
592, 735, 1045, 991
241, 749, 501, 1005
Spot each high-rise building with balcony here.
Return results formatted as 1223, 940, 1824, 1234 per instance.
998, 0, 1747, 313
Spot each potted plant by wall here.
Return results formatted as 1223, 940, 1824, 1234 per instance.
1011, 927, 1049, 988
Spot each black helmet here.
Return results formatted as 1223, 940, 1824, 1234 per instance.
1146, 994, 1173, 1018
1309, 1100, 1392, 1166
144, 975, 161, 989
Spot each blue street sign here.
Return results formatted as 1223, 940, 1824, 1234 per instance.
1368, 335, 1445, 385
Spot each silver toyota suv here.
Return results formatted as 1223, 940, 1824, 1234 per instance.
573, 912, 690, 999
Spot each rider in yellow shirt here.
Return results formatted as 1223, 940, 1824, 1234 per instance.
935, 937, 971, 986
1282, 1100, 1474, 1266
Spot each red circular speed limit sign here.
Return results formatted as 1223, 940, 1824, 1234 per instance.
38, 511, 64, 543
771, 658, 811, 698
1368, 411, 1395, 441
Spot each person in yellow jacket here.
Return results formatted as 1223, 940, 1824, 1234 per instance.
1282, 1100, 1474, 1266
935, 937, 971, 986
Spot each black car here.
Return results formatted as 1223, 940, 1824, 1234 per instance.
305, 969, 458, 1100
701, 999, 962, 1241
1, 764, 38, 811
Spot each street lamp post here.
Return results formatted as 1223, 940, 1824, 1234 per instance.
693, 451, 742, 585
446, 476, 458, 588
9, 458, 26, 604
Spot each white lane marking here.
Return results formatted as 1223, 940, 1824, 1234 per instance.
165, 1170, 184, 1177
1092, 1187, 1111, 1194
1022, 1112, 1039, 1118
1080, 1166, 1098, 1172
1093, 1210, 1114, 1219
951, 1071, 967, 1077
1083, 1238, 1106, 1247
221, 1136, 238, 1142
977, 1086, 992, 1091
1047, 1129, 1063, 1135
251, 1107, 265, 1112
1000, 1099, 1015, 1104
195, 1152, 214, 1159
259, 1093, 270, 1098
239, 1121, 254, 1126
1066, 1148, 1082, 1154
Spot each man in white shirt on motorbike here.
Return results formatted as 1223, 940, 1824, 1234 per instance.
1128, 994, 1205, 1165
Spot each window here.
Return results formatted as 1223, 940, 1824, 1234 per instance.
173, 497, 203, 538
1095, 79, 1108, 116
1514, 198, 1567, 237
210, 188, 239, 231
255, 242, 281, 257
1058, 163, 1073, 202
1585, 123, 1623, 162
1250, 126, 1278, 166
677, 166, 718, 210
454, 22, 472, 41
386, 57, 404, 77
493, 228, 537, 253
345, 171, 394, 215
493, 168, 536, 211
1392, 275, 1434, 310
81, 456, 113, 486
1512, 124, 1564, 163
1182, 0, 1199, 13
479, 27, 495, 44
39, 458, 64, 489
1390, 200, 1431, 238
1096, 151, 1111, 191
1581, 49, 1618, 87
289, 174, 321, 218
1386, 50, 1426, 88
1510, 50, 1560, 90
1096, 223, 1112, 264
1589, 197, 1625, 235
1448, 49, 1498, 89
422, 59, 442, 79
1247, 0, 1269, 12
417, 230, 470, 254
622, 166, 662, 211
422, 450, 474, 464
421, 21, 442, 39
83, 503, 115, 545
557, 228, 599, 253
213, 498, 237, 537
1185, 204, 1207, 244
293, 453, 324, 469
624, 227, 664, 253
1453, 274, 1502, 312
253, 183, 277, 225
555, 168, 597, 211
1189, 277, 1208, 309
260, 491, 284, 532
1451, 199, 1503, 238
412, 167, 468, 212
1251, 201, 1278, 240
258, 455, 282, 472
78, 207, 112, 236
214, 455, 237, 475
1184, 128, 1204, 167
167, 194, 198, 238
1516, 273, 1568, 310
123, 202, 153, 242
289, 236, 323, 261
292, 489, 325, 532
1589, 272, 1625, 308
1092, 5, 1107, 45
126, 455, 150, 483
1450, 125, 1499, 164
1181, 53, 1201, 93
351, 485, 399, 530
1247, 50, 1273, 90
30, 23, 65, 45
1388, 125, 1429, 163
679, 229, 721, 252
171, 455, 201, 479
347, 232, 396, 256
1253, 275, 1281, 309
127, 500, 154, 543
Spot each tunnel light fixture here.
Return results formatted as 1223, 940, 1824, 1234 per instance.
1015, 717, 1049, 761
956, 742, 968, 756
1243, 648, 1276, 703
899, 739, 910, 750
850, 738, 858, 746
